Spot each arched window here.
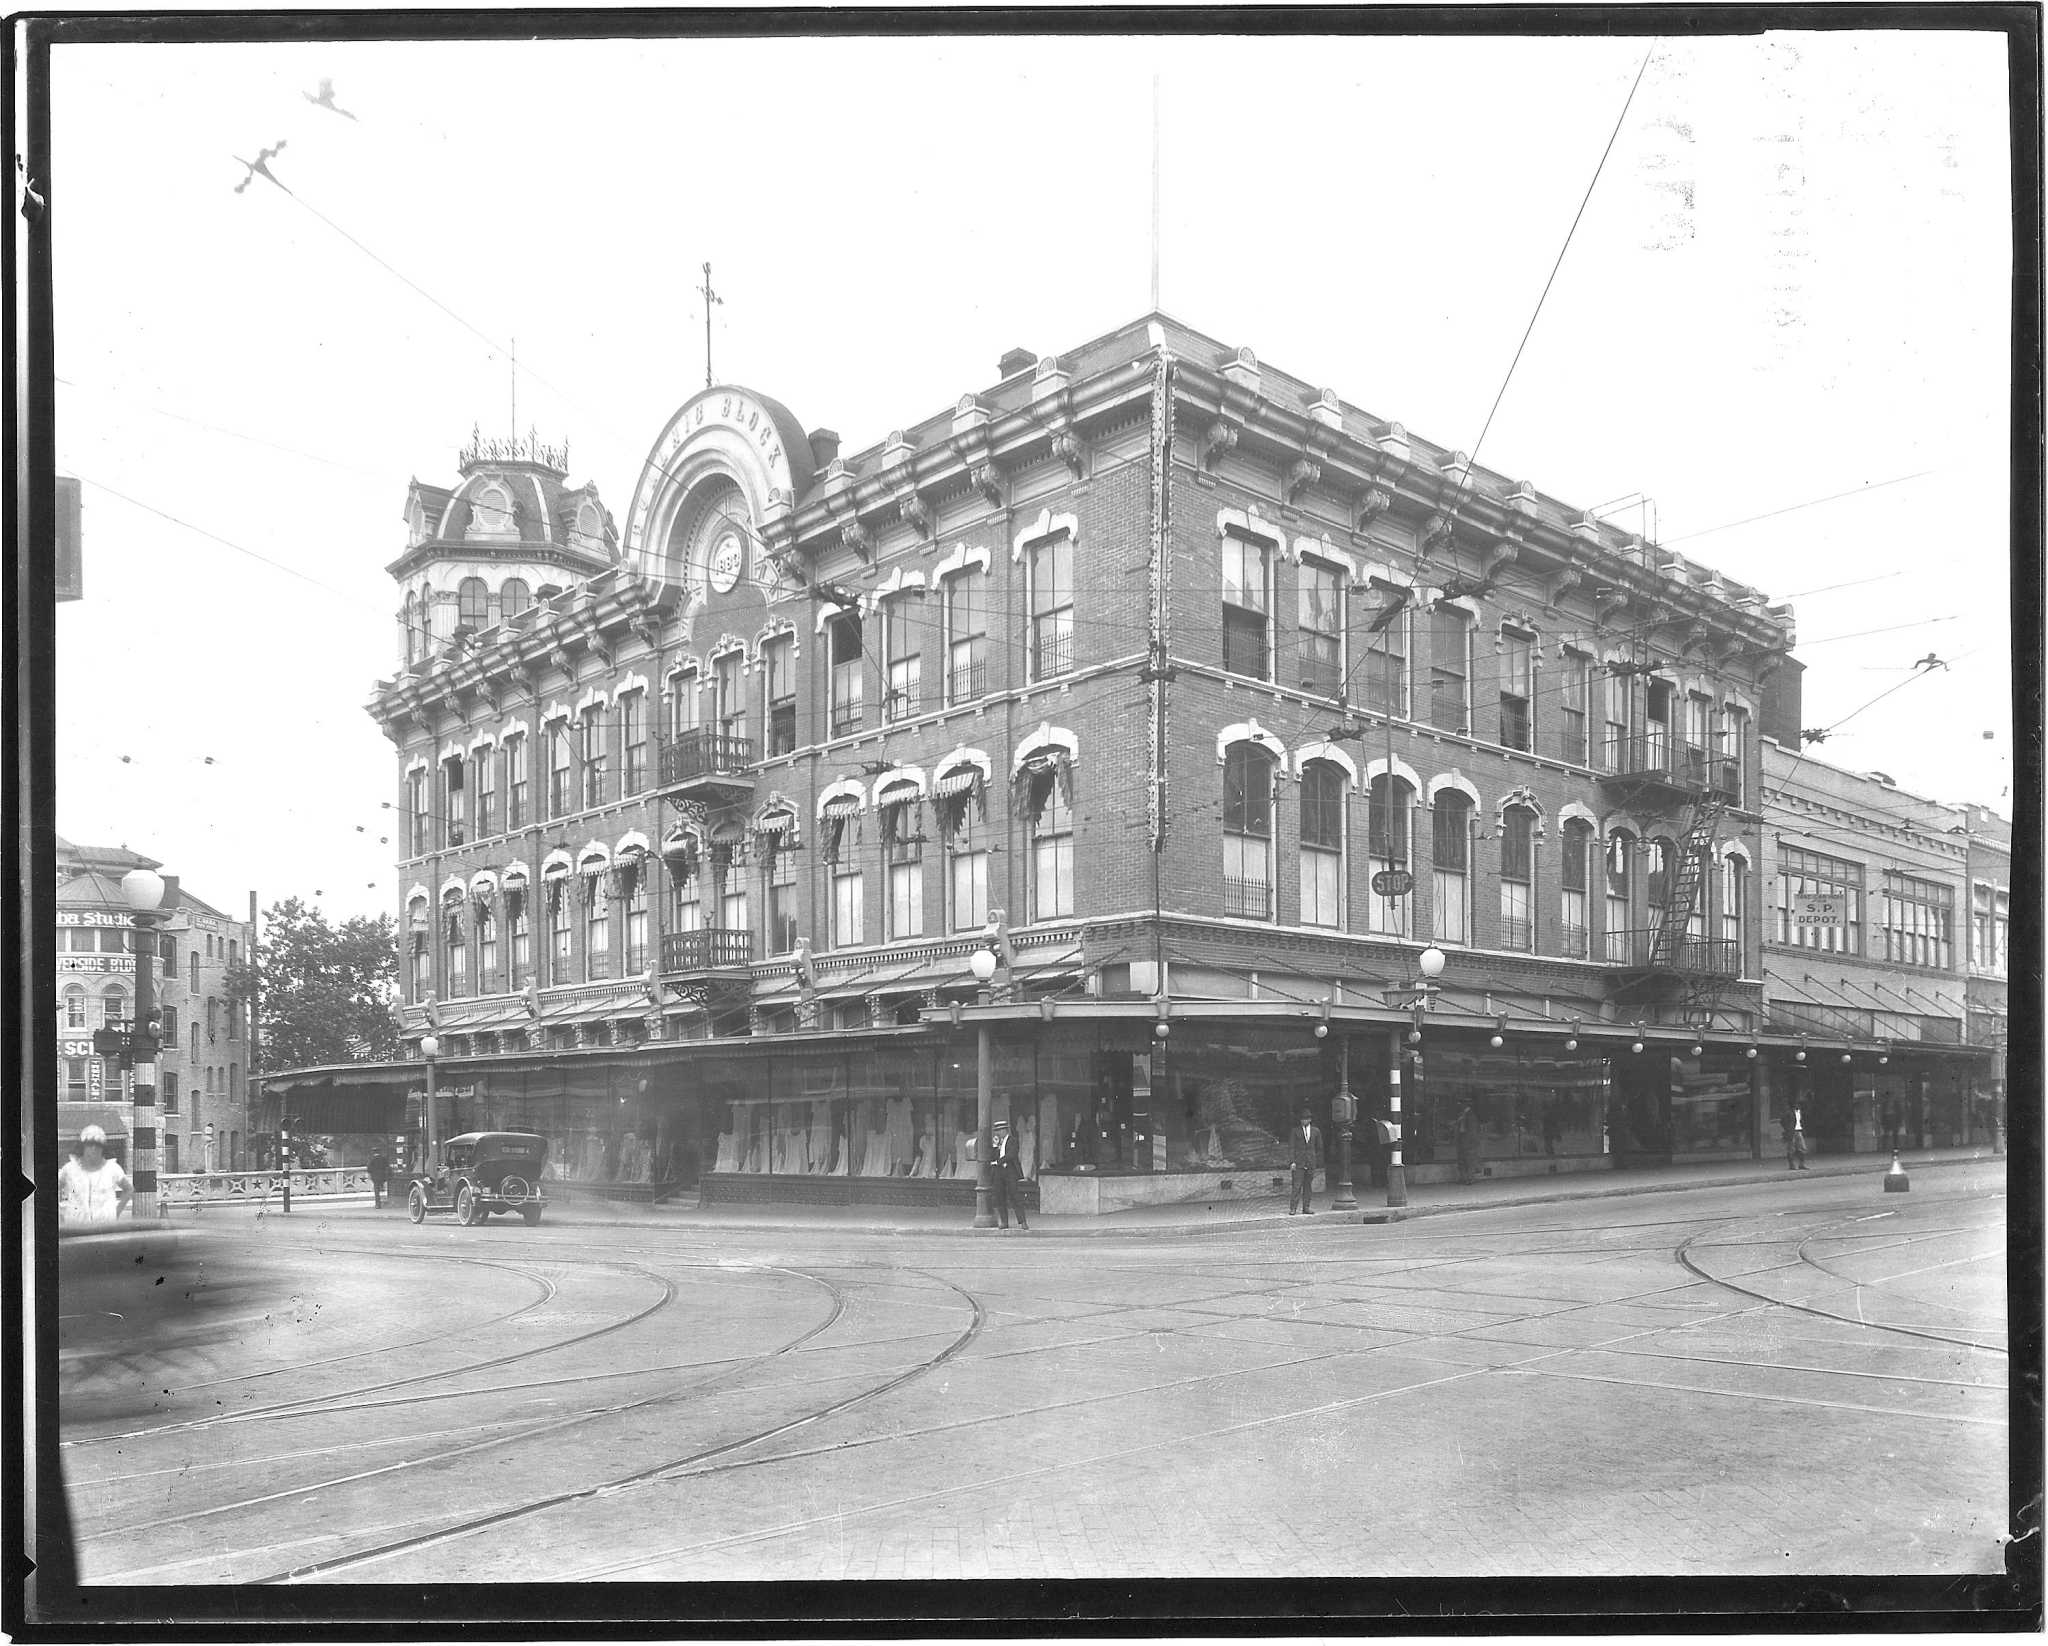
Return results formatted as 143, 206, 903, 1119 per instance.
1366, 773, 1415, 937
582, 869, 610, 981
228, 1063, 239, 1102
1298, 759, 1346, 929
101, 985, 127, 1028
190, 952, 200, 992
1720, 852, 1746, 968
1646, 837, 1676, 933
206, 996, 220, 1042
500, 578, 531, 620
828, 615, 863, 737
1605, 830, 1635, 962
1430, 790, 1473, 944
407, 894, 430, 1000
402, 593, 421, 664
444, 894, 468, 996
1499, 805, 1537, 951
1560, 818, 1595, 960
1222, 743, 1275, 920
458, 577, 488, 631
160, 1005, 178, 1047
63, 985, 87, 1029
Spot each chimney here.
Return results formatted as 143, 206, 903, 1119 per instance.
807, 429, 840, 471
997, 347, 1035, 379
1758, 655, 1805, 749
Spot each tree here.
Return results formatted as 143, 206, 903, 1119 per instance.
226, 898, 399, 1071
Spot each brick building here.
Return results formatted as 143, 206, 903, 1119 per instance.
1751, 669, 2007, 1157
271, 314, 1821, 1210
56, 838, 253, 1174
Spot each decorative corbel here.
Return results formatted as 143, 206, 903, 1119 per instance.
1199, 418, 1237, 472
630, 610, 664, 651
548, 643, 576, 678
1482, 539, 1520, 583
1284, 454, 1322, 506
1355, 486, 1393, 532
592, 636, 614, 670
1594, 587, 1632, 630
841, 517, 874, 563
1546, 564, 1586, 609
970, 460, 1006, 512
897, 486, 932, 538
1420, 511, 1457, 553
1049, 429, 1086, 477
1680, 619, 1713, 659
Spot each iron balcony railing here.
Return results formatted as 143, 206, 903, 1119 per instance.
1222, 875, 1271, 919
660, 927, 753, 972
657, 729, 756, 786
1607, 929, 1742, 975
1598, 736, 1740, 799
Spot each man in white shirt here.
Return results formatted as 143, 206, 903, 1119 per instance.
59, 1124, 133, 1225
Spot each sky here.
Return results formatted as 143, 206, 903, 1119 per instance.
48, 26, 2019, 927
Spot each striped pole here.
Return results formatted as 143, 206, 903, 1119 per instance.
1387, 1059, 1408, 1209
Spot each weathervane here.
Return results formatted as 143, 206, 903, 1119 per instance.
699, 262, 723, 389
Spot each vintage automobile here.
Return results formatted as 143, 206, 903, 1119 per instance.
406, 1131, 549, 1226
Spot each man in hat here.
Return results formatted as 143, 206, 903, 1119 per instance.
1289, 1106, 1323, 1214
59, 1125, 132, 1226
989, 1117, 1029, 1231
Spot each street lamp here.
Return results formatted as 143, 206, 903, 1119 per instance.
967, 948, 997, 1230
420, 1032, 442, 1172
1388, 945, 1446, 1212
120, 868, 166, 1220
1329, 1010, 1357, 1213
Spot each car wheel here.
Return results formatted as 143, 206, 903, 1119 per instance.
520, 1205, 542, 1226
455, 1184, 478, 1226
406, 1184, 426, 1224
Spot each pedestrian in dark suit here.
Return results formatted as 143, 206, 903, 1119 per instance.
990, 1119, 1029, 1230
366, 1147, 390, 1208
1288, 1108, 1322, 1214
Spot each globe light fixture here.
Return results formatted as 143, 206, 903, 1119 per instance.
1691, 1043, 1705, 1058
1314, 1022, 1328, 1039
1418, 946, 1446, 979
968, 947, 998, 985
120, 867, 166, 913
1631, 1039, 1645, 1055
1153, 1021, 1170, 1040
1746, 1045, 1759, 1060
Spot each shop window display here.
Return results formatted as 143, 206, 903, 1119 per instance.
1418, 1043, 1613, 1168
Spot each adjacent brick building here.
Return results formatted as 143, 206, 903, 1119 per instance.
56, 838, 253, 1175
273, 314, 1850, 1209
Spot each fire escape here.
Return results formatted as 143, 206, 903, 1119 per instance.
652, 726, 758, 1020
1599, 688, 1743, 1022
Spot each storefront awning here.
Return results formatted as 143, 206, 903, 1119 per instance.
932, 768, 980, 798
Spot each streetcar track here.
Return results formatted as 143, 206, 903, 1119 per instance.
1676, 1212, 2008, 1354
68, 1255, 682, 1444
82, 1261, 848, 1555
255, 1265, 986, 1583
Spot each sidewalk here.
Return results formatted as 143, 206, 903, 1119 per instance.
254, 1143, 2000, 1239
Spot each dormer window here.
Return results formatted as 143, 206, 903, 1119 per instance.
467, 481, 516, 540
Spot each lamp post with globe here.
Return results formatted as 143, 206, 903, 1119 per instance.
967, 947, 998, 1229
1389, 944, 1446, 1211
420, 1033, 442, 1168
118, 868, 167, 1219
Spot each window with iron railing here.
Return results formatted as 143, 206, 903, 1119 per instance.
1559, 651, 1591, 765
548, 881, 573, 985
944, 567, 987, 703
1297, 560, 1344, 696
1498, 628, 1534, 752
621, 691, 647, 796
548, 723, 572, 818
505, 735, 527, 831
762, 639, 796, 757
828, 614, 863, 737
1221, 529, 1271, 682
583, 874, 610, 980
580, 705, 608, 808
1223, 742, 1275, 921
1500, 805, 1535, 951
475, 747, 496, 837
443, 758, 467, 847
1299, 759, 1345, 929
1029, 532, 1074, 682
1432, 791, 1473, 944
1426, 607, 1470, 735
